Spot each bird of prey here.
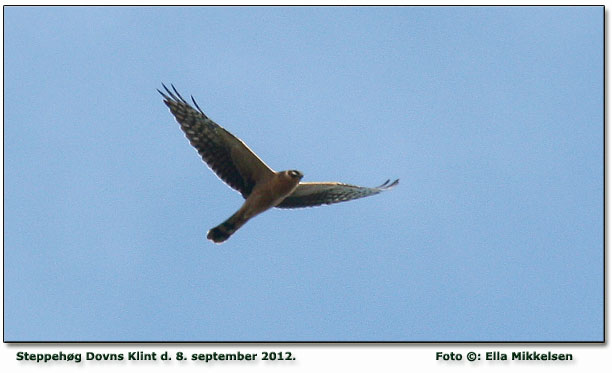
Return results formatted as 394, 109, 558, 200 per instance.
159, 84, 399, 243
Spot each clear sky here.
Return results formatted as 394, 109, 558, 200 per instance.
4, 6, 602, 342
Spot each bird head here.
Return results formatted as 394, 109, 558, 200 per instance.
287, 170, 304, 180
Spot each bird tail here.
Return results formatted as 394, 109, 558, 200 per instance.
207, 211, 248, 243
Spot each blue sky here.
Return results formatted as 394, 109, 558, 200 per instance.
4, 6, 602, 341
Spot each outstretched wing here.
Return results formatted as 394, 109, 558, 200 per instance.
159, 84, 275, 198
276, 179, 399, 209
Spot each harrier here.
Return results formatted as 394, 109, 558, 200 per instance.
159, 84, 399, 243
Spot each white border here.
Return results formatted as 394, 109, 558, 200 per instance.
1, 1, 607, 371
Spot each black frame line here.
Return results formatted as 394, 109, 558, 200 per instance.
2, 3, 606, 345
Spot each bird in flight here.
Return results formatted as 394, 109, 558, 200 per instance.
159, 84, 399, 243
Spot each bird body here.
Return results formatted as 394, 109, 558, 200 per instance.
207, 170, 303, 242
159, 84, 398, 243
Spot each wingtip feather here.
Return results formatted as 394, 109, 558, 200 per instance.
376, 178, 399, 190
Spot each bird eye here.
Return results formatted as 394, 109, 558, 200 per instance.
289, 170, 300, 178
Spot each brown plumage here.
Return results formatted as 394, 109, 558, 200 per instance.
159, 84, 398, 243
